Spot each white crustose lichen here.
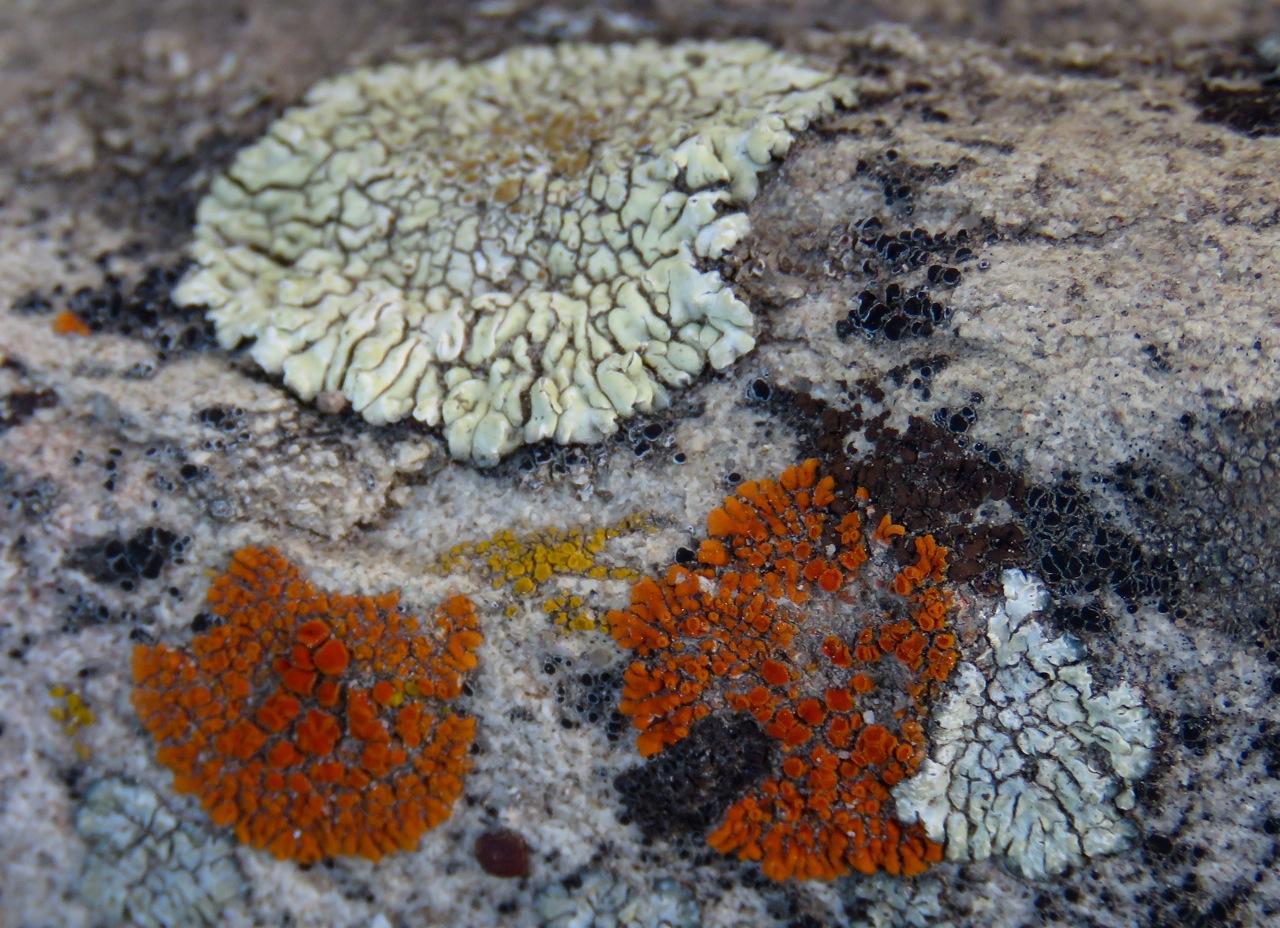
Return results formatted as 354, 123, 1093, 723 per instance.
894, 570, 1156, 879
75, 777, 244, 927
176, 41, 853, 465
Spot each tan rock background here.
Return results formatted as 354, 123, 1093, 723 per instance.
1, 3, 1277, 927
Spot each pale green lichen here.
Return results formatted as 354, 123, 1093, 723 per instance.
176, 41, 852, 465
534, 869, 699, 928
894, 570, 1156, 879
839, 873, 950, 928
75, 778, 244, 928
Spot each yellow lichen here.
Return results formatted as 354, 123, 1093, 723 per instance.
543, 592, 600, 632
49, 684, 95, 733
49, 684, 95, 759
437, 516, 648, 590
435, 514, 653, 631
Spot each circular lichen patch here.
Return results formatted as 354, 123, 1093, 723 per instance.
175, 41, 852, 465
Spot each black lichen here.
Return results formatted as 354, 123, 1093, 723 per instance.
544, 653, 627, 742
766, 383, 1181, 622
1016, 478, 1178, 614
70, 526, 189, 592
1112, 402, 1278, 649
1196, 80, 1280, 138
615, 714, 775, 842
824, 152, 980, 344
829, 215, 974, 343
0, 464, 60, 520
0, 388, 58, 434
10, 290, 55, 316
61, 589, 127, 633
60, 261, 216, 359
769, 387, 1024, 587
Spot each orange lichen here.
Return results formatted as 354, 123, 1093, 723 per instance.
609, 460, 960, 881
132, 547, 481, 864
52, 310, 91, 336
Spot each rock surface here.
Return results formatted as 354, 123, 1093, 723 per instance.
1, 2, 1277, 927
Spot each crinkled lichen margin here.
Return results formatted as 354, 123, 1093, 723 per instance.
175, 40, 854, 465
894, 570, 1157, 879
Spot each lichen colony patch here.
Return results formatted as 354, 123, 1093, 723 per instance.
176, 41, 852, 464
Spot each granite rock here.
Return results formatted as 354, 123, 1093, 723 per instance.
1, 3, 1277, 927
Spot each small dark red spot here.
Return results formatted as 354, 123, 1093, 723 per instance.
474, 827, 531, 878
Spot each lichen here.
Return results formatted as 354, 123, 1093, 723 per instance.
52, 309, 91, 336
542, 591, 595, 631
534, 868, 700, 928
893, 569, 1156, 879
838, 873, 950, 928
435, 513, 652, 629
132, 546, 481, 863
49, 683, 95, 734
609, 459, 959, 880
174, 41, 852, 465
75, 777, 245, 928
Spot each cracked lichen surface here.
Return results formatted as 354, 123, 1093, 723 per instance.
894, 570, 1156, 879
174, 40, 852, 465
75, 778, 245, 928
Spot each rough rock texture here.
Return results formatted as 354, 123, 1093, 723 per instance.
1, 3, 1277, 928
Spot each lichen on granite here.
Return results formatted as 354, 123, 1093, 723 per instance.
610, 459, 961, 880
2, 7, 1280, 928
75, 777, 246, 928
534, 868, 699, 928
132, 546, 481, 863
173, 40, 852, 465
894, 570, 1156, 878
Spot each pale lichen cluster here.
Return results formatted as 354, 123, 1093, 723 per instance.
75, 778, 245, 928
894, 570, 1156, 879
175, 41, 852, 464
839, 873, 948, 928
534, 869, 699, 928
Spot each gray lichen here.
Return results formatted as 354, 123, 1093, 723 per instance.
74, 777, 244, 928
894, 570, 1156, 879
534, 869, 699, 928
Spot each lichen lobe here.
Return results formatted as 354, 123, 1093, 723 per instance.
893, 569, 1157, 879
175, 41, 852, 465
610, 459, 959, 881
131, 547, 482, 863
